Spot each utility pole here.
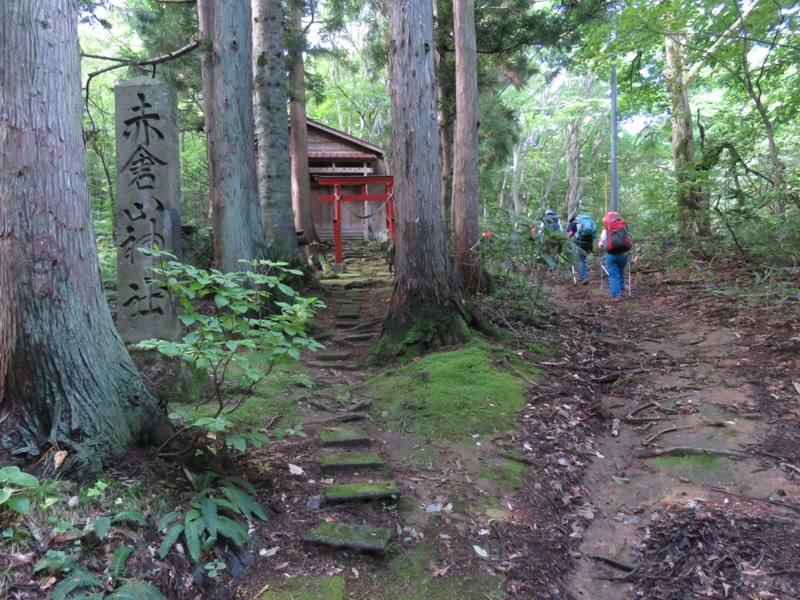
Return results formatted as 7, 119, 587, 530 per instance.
610, 64, 619, 213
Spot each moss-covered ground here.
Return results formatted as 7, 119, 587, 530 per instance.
365, 340, 535, 440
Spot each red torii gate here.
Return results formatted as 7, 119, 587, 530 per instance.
314, 175, 395, 264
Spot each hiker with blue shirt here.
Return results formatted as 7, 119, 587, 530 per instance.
567, 212, 596, 285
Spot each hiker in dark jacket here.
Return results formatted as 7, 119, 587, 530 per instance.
567, 213, 594, 285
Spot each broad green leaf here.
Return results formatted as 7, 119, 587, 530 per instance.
0, 466, 39, 487
6, 495, 31, 515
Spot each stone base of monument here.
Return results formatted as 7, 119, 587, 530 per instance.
332, 263, 347, 274
129, 348, 209, 409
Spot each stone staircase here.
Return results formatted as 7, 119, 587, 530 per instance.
304, 423, 398, 555
300, 253, 400, 556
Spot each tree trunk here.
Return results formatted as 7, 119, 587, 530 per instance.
376, 0, 469, 360
198, 0, 267, 271
434, 4, 455, 243
0, 0, 173, 472
665, 32, 709, 235
288, 7, 317, 243
253, 0, 301, 261
452, 0, 483, 293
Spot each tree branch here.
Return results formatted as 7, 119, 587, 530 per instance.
83, 40, 201, 116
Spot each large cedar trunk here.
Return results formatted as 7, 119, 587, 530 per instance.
376, 0, 469, 360
253, 0, 301, 261
0, 0, 173, 472
452, 0, 483, 293
198, 0, 267, 270
288, 7, 317, 242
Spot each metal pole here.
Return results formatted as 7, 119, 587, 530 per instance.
610, 64, 619, 213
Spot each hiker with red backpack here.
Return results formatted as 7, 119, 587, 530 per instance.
597, 212, 632, 302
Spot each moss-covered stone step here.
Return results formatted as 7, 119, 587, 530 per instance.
304, 360, 361, 370
343, 331, 376, 342
317, 451, 389, 474
257, 575, 346, 599
334, 318, 360, 329
305, 522, 393, 554
312, 350, 352, 361
336, 303, 360, 318
318, 425, 371, 447
324, 480, 400, 503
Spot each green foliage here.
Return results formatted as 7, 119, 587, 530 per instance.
136, 250, 324, 449
157, 472, 266, 564
0, 467, 40, 527
34, 547, 164, 600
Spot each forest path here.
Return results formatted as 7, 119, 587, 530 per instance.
550, 262, 800, 599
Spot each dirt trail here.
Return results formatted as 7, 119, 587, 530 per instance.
550, 269, 800, 599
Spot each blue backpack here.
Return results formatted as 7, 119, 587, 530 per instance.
575, 213, 596, 241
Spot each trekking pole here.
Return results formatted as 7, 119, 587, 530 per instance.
571, 265, 577, 284
628, 250, 633, 297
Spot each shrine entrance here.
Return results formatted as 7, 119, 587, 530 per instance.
313, 175, 395, 264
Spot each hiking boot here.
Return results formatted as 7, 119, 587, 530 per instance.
581, 278, 590, 285
611, 297, 622, 302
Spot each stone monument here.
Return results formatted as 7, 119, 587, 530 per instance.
115, 77, 181, 344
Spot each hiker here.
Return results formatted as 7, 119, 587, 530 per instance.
597, 211, 633, 302
567, 212, 596, 284
533, 209, 564, 270
539, 209, 563, 233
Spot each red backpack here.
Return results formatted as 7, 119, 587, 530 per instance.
605, 215, 632, 254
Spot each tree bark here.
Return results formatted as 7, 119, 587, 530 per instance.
452, 0, 483, 293
665, 32, 708, 234
288, 7, 317, 243
198, 0, 267, 271
253, 0, 301, 261
0, 0, 173, 472
376, 0, 469, 360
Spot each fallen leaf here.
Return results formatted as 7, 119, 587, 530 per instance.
472, 545, 489, 559
288, 464, 304, 475
432, 565, 450, 577
260, 546, 280, 557
793, 381, 800, 395
53, 451, 67, 469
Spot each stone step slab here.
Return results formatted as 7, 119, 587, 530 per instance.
334, 319, 360, 329
316, 452, 389, 474
324, 481, 400, 504
313, 350, 352, 361
304, 360, 361, 370
318, 425, 371, 447
305, 522, 393, 555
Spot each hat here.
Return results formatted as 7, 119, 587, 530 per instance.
545, 209, 555, 216
602, 211, 619, 223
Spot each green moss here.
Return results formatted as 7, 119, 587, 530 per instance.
349, 544, 501, 600
477, 457, 528, 491
171, 363, 307, 429
365, 341, 531, 439
257, 576, 346, 600
650, 454, 728, 473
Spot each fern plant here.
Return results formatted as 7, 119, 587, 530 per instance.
35, 550, 165, 599
157, 472, 266, 564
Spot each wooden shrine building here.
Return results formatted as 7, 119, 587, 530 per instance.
302, 119, 392, 242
